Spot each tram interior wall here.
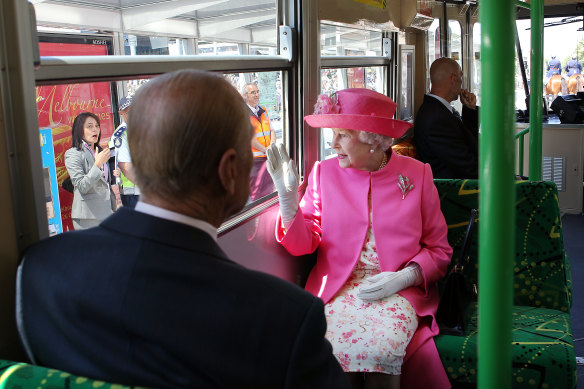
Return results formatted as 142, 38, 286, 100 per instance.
517, 124, 584, 214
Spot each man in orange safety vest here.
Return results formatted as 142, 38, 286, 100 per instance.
242, 82, 276, 201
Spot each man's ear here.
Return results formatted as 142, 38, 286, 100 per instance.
218, 148, 238, 195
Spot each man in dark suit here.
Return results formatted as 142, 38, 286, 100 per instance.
16, 70, 350, 389
414, 57, 479, 179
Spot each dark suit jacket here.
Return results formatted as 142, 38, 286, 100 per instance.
17, 208, 349, 389
414, 94, 479, 179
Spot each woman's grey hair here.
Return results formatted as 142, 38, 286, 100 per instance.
358, 131, 393, 152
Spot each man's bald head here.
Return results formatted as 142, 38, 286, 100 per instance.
429, 57, 463, 102
128, 69, 253, 209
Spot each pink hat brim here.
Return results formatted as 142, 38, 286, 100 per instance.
304, 114, 412, 139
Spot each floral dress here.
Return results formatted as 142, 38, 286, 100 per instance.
324, 194, 418, 375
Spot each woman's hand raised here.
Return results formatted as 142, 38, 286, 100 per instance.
94, 147, 110, 167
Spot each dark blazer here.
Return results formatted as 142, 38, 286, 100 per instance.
414, 94, 479, 179
17, 208, 349, 389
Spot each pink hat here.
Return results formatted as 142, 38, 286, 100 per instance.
304, 88, 412, 138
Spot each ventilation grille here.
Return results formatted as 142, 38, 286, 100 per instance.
542, 156, 566, 192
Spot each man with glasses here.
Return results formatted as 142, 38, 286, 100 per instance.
242, 82, 276, 201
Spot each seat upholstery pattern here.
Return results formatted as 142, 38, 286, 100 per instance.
0, 359, 150, 389
433, 179, 576, 389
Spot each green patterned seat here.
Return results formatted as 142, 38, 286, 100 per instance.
433, 179, 576, 389
0, 359, 150, 389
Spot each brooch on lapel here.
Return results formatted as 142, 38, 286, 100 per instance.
398, 173, 414, 200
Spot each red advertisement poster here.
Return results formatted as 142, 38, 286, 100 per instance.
36, 41, 114, 231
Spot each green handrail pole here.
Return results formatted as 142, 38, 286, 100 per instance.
529, 0, 544, 180
479, 0, 516, 388
515, 127, 529, 177
519, 135, 525, 176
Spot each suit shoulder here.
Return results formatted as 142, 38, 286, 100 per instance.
238, 266, 318, 308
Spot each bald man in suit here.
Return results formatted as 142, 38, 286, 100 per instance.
414, 57, 479, 179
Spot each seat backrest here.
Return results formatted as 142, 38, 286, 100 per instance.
434, 179, 572, 312
0, 359, 150, 389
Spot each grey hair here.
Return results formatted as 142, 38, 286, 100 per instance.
241, 82, 257, 96
358, 131, 393, 152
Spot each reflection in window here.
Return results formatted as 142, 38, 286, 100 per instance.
320, 23, 383, 56
472, 23, 481, 106
448, 20, 462, 112
319, 67, 386, 160
448, 20, 462, 65
35, 0, 278, 57
426, 19, 441, 91
399, 47, 414, 121
37, 70, 284, 233
427, 19, 441, 65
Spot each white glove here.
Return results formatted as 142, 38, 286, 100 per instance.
357, 264, 423, 302
266, 143, 299, 228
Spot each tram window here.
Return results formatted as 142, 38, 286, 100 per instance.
427, 20, 441, 66
320, 23, 383, 56
426, 19, 441, 92
34, 0, 279, 57
36, 70, 284, 234
319, 67, 386, 160
398, 45, 415, 122
448, 20, 462, 65
472, 23, 481, 106
448, 20, 463, 112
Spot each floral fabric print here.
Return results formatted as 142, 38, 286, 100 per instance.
325, 201, 418, 375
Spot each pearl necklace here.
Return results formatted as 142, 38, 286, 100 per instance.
377, 152, 388, 171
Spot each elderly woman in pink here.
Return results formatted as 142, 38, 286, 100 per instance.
266, 88, 452, 389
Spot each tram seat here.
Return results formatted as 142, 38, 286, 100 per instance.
433, 179, 576, 389
0, 359, 150, 389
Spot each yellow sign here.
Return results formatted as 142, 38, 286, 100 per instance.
353, 0, 386, 9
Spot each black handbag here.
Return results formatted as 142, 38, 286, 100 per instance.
436, 209, 478, 336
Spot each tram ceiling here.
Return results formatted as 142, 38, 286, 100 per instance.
31, 0, 278, 45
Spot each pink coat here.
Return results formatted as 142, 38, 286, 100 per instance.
276, 152, 453, 388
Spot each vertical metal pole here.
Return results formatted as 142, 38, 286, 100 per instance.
442, 1, 449, 57
518, 135, 524, 176
529, 0, 544, 180
479, 0, 515, 387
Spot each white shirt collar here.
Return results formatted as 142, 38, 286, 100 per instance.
247, 103, 259, 115
134, 201, 218, 242
427, 93, 455, 113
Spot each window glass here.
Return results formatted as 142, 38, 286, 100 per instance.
399, 46, 414, 121
426, 19, 441, 92
448, 20, 463, 112
516, 17, 584, 114
37, 70, 284, 233
427, 19, 441, 67
448, 20, 462, 65
320, 23, 383, 56
319, 67, 386, 160
35, 0, 278, 56
472, 23, 481, 106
